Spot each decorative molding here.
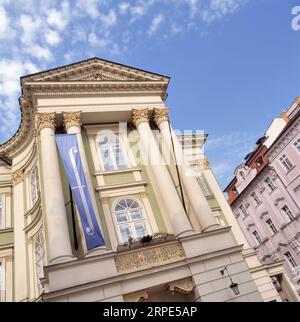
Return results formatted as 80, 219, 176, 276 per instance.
115, 241, 185, 273
153, 108, 169, 126
259, 185, 265, 193
168, 278, 193, 294
35, 112, 55, 133
124, 291, 149, 302
63, 111, 81, 131
131, 108, 149, 127
12, 169, 24, 186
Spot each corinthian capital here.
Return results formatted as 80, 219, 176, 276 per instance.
154, 108, 169, 126
132, 109, 149, 127
35, 113, 56, 133
12, 169, 24, 186
63, 111, 81, 131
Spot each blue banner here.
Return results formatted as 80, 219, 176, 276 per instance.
56, 134, 105, 250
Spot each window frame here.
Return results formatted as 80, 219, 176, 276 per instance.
281, 205, 295, 222
251, 191, 261, 207
266, 218, 278, 235
96, 131, 131, 172
34, 231, 45, 296
293, 137, 300, 153
252, 230, 263, 245
30, 164, 40, 207
279, 154, 294, 172
264, 177, 276, 193
112, 197, 152, 244
239, 204, 249, 218
284, 251, 297, 269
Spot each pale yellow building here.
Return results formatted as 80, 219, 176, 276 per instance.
0, 57, 297, 302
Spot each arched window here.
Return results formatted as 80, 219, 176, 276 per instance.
113, 198, 149, 243
34, 232, 45, 296
31, 164, 40, 206
97, 134, 128, 171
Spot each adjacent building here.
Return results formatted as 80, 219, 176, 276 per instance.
0, 58, 298, 302
225, 97, 300, 296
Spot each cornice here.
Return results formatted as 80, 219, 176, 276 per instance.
0, 97, 33, 156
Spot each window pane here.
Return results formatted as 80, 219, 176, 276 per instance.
130, 211, 143, 220
120, 225, 132, 243
116, 213, 129, 222
135, 223, 146, 238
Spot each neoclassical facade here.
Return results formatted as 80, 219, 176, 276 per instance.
0, 58, 297, 302
225, 98, 300, 298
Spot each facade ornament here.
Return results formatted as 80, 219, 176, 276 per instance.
168, 278, 193, 294
12, 169, 24, 186
88, 73, 104, 80
153, 108, 169, 126
63, 111, 81, 131
4, 191, 12, 197
124, 291, 149, 302
115, 241, 185, 273
35, 113, 56, 133
259, 185, 265, 193
131, 108, 149, 127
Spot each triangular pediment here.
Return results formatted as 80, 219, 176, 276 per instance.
21, 57, 169, 83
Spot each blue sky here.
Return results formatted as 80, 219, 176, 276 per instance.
0, 0, 299, 189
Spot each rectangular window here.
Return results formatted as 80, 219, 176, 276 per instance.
252, 230, 263, 245
239, 204, 249, 217
264, 177, 276, 192
284, 251, 297, 268
0, 194, 4, 229
280, 154, 294, 171
30, 165, 40, 206
266, 218, 278, 234
0, 259, 4, 302
98, 134, 128, 171
281, 205, 295, 221
293, 138, 300, 152
251, 191, 261, 206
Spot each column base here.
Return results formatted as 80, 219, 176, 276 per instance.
49, 255, 77, 265
175, 229, 194, 238
201, 223, 221, 233
84, 246, 109, 258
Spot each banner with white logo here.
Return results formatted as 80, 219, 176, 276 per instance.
56, 134, 105, 250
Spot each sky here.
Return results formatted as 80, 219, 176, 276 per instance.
0, 0, 299, 189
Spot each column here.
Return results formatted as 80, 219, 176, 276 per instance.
12, 170, 28, 301
132, 108, 193, 237
154, 108, 220, 232
36, 113, 74, 263
63, 111, 109, 255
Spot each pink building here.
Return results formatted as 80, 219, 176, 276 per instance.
225, 97, 300, 297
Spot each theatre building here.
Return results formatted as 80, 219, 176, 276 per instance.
0, 58, 298, 302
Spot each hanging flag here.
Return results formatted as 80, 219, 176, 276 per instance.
56, 134, 105, 250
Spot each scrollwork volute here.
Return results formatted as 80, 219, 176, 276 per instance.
168, 278, 194, 294
63, 111, 81, 131
153, 108, 169, 126
131, 108, 149, 127
35, 113, 56, 133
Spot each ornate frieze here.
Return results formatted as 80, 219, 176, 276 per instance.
153, 108, 169, 126
131, 108, 149, 127
35, 113, 56, 133
115, 241, 185, 273
63, 111, 81, 131
12, 169, 24, 186
168, 278, 194, 294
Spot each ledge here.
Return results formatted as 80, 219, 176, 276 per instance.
96, 181, 147, 192
0, 227, 13, 234
94, 167, 141, 176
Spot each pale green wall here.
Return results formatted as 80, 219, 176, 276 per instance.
0, 230, 14, 246
104, 172, 135, 185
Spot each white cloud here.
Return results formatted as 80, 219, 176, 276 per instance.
47, 2, 70, 30
186, 0, 199, 18
147, 13, 165, 36
100, 9, 117, 28
19, 14, 42, 45
119, 2, 130, 15
0, 6, 10, 38
45, 29, 61, 46
25, 44, 53, 61
88, 32, 110, 48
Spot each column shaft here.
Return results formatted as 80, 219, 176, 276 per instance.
155, 109, 219, 232
132, 109, 193, 237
